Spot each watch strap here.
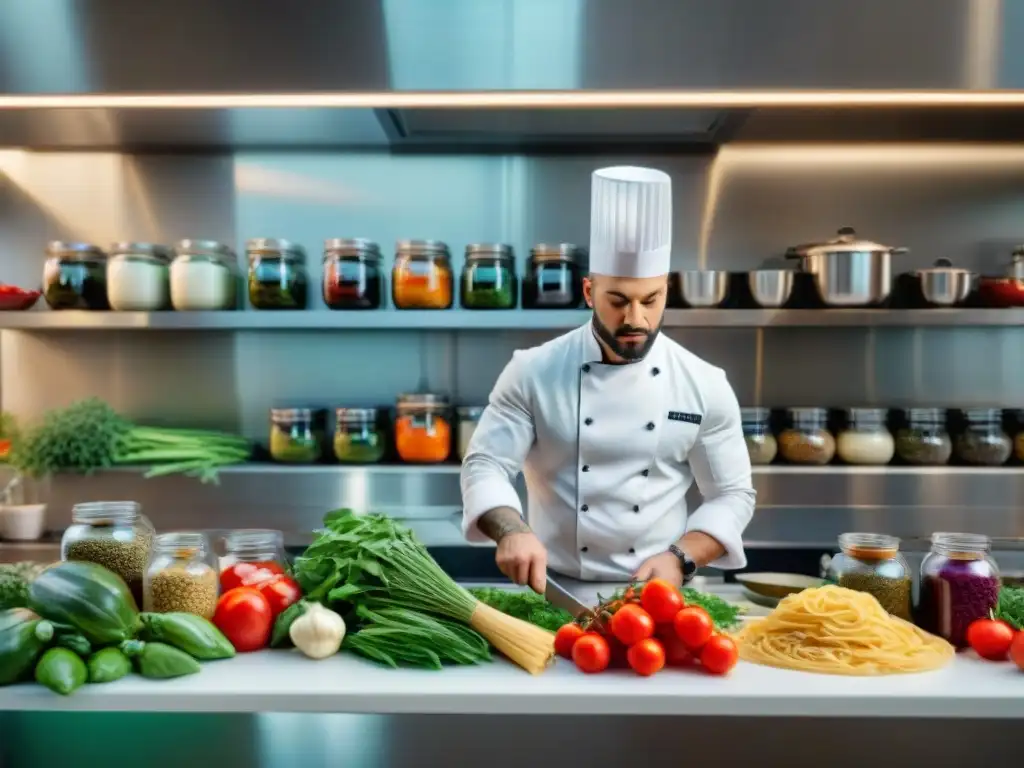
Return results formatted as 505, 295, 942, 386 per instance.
669, 544, 698, 584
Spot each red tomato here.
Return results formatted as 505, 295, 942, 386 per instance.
966, 618, 1016, 661
673, 606, 714, 651
1010, 631, 1024, 671
640, 579, 684, 624
257, 575, 302, 617
220, 561, 285, 592
700, 634, 740, 676
610, 604, 656, 647
627, 638, 666, 677
656, 623, 694, 667
554, 623, 586, 659
572, 633, 611, 674
213, 586, 273, 652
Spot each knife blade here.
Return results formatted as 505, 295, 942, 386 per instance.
544, 573, 591, 619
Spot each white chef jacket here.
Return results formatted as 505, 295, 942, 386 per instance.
460, 322, 756, 581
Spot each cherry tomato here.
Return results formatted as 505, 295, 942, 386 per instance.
1010, 631, 1024, 671
213, 586, 273, 652
572, 632, 611, 674
257, 575, 302, 617
967, 618, 1016, 661
640, 578, 684, 624
220, 561, 285, 592
700, 634, 740, 676
627, 637, 666, 677
673, 606, 714, 651
554, 623, 586, 659
656, 623, 695, 667
610, 604, 656, 647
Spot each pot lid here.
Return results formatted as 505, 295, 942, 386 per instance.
787, 227, 907, 258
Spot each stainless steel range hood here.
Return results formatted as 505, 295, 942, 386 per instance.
0, 0, 1020, 150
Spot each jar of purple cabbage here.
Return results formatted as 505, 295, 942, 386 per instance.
918, 532, 1000, 648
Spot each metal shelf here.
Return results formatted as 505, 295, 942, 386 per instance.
0, 308, 1022, 331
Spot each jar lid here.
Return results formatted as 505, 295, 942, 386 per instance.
246, 238, 306, 265
223, 529, 284, 553
530, 243, 586, 263
153, 530, 209, 554
271, 407, 325, 421
71, 500, 141, 523
741, 407, 770, 423
335, 407, 379, 423
396, 240, 450, 257
838, 532, 900, 561
457, 406, 485, 419
931, 531, 991, 557
324, 238, 382, 262
109, 243, 173, 262
964, 407, 1002, 423
175, 239, 236, 266
47, 241, 106, 262
465, 243, 514, 263
846, 407, 888, 425
788, 407, 827, 419
907, 407, 945, 423
397, 393, 449, 409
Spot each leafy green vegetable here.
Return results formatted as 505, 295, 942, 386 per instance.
995, 586, 1024, 631
469, 587, 573, 632
0, 566, 30, 611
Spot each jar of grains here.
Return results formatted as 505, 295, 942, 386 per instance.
827, 533, 912, 620
62, 501, 154, 608
919, 532, 1001, 648
144, 532, 220, 620
778, 408, 835, 465
170, 239, 239, 311
955, 408, 1012, 466
106, 242, 173, 311
836, 408, 894, 465
895, 408, 952, 466
741, 407, 777, 465
457, 406, 485, 461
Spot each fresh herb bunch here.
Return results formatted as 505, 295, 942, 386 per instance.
0, 562, 46, 611
595, 584, 742, 632
469, 587, 574, 633
995, 586, 1024, 630
8, 398, 251, 482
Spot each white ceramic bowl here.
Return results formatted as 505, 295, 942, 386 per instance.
0, 503, 46, 541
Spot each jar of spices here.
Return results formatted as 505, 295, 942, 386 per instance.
333, 407, 387, 463
956, 408, 1011, 466
895, 408, 952, 466
395, 393, 452, 463
269, 407, 326, 463
522, 243, 585, 309
836, 408, 894, 465
460, 244, 518, 309
741, 407, 777, 465
247, 238, 308, 310
43, 242, 110, 310
170, 239, 238, 310
392, 240, 453, 310
323, 238, 384, 310
919, 532, 1000, 648
61, 501, 154, 608
457, 406, 485, 461
106, 242, 172, 311
827, 533, 912, 620
778, 408, 835, 465
144, 532, 219, 620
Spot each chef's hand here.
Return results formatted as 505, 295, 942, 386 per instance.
633, 551, 683, 588
496, 532, 548, 594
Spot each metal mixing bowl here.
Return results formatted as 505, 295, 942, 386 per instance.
679, 270, 728, 307
748, 270, 794, 307
915, 258, 975, 307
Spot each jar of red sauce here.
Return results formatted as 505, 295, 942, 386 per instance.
219, 529, 288, 592
323, 238, 384, 310
395, 393, 452, 463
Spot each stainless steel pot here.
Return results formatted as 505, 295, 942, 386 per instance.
747, 270, 794, 307
787, 227, 907, 307
679, 270, 728, 307
914, 258, 975, 307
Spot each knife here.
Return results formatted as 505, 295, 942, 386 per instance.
544, 573, 591, 619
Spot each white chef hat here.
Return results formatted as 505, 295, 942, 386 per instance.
588, 166, 672, 278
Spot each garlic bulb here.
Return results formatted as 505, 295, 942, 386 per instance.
289, 603, 346, 660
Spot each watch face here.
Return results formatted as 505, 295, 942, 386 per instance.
683, 558, 698, 576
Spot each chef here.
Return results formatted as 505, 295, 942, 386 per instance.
460, 165, 755, 593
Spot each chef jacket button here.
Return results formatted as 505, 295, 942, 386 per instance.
641, 469, 650, 477
646, 421, 656, 431
633, 505, 640, 513
581, 546, 589, 553
582, 364, 591, 373
584, 417, 593, 426
628, 548, 636, 554
582, 465, 590, 472
581, 504, 589, 512
652, 367, 660, 376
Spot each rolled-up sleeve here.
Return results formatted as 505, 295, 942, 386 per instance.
685, 369, 756, 569
460, 350, 536, 542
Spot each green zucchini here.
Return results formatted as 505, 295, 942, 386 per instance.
28, 561, 141, 645
121, 640, 201, 679
139, 613, 235, 660
0, 608, 53, 685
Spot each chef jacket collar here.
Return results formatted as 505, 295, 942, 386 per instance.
580, 320, 666, 366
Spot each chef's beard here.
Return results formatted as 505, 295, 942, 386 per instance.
591, 314, 662, 362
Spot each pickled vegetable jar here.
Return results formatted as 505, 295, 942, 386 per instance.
392, 240, 453, 309
144, 532, 219, 619
171, 239, 238, 311
895, 408, 952, 466
43, 241, 110, 310
836, 408, 894, 465
461, 244, 517, 309
333, 407, 386, 463
778, 408, 835, 465
457, 406, 484, 461
741, 407, 776, 465
106, 242, 172, 311
220, 528, 288, 589
395, 393, 451, 463
269, 407, 326, 463
522, 243, 585, 309
955, 408, 1011, 466
919, 532, 1000, 648
323, 238, 384, 310
827, 533, 911, 620
247, 238, 308, 310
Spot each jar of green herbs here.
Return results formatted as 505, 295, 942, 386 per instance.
826, 532, 912, 620
269, 407, 326, 463
333, 407, 386, 463
460, 244, 517, 309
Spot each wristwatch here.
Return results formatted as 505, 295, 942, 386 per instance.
669, 544, 698, 584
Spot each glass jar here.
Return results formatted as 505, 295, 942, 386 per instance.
1015, 411, 1024, 462
170, 239, 238, 311
43, 241, 110, 310
836, 408, 894, 465
919, 532, 1000, 648
457, 406, 485, 461
106, 242, 172, 311
895, 408, 952, 466
522, 243, 585, 309
220, 529, 289, 587
460, 244, 517, 309
144, 532, 219, 620
323, 238, 384, 310
333, 407, 386, 463
778, 408, 835, 465
269, 407, 326, 463
741, 407, 777, 465
61, 501, 154, 607
956, 408, 1011, 466
247, 238, 308, 310
392, 240, 453, 309
827, 533, 912, 620
395, 393, 452, 463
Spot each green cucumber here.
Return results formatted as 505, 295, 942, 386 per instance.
35, 647, 87, 695
139, 613, 234, 660
87, 647, 132, 684
121, 640, 201, 679
0, 608, 53, 685
28, 561, 140, 645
